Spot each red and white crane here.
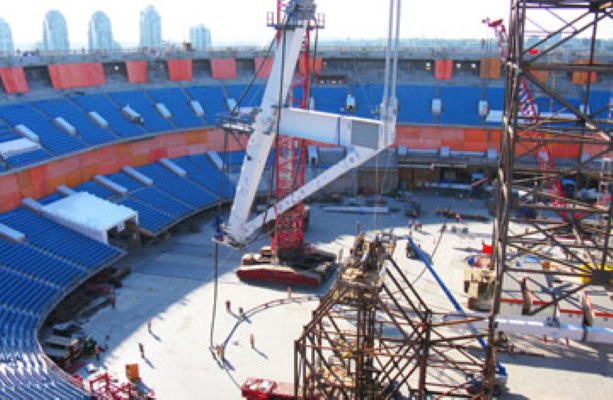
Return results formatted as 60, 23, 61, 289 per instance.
220, 0, 400, 285
270, 0, 313, 259
483, 18, 610, 221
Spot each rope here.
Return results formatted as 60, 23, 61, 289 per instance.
209, 123, 230, 351
410, 213, 449, 285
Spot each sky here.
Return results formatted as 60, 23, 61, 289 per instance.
0, 0, 608, 49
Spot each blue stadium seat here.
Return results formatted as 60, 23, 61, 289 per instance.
590, 90, 612, 130
221, 150, 246, 167
73, 181, 115, 199
34, 98, 118, 146
105, 172, 145, 191
117, 197, 175, 234
36, 193, 63, 206
0, 122, 48, 170
0, 104, 86, 155
136, 163, 218, 209
173, 154, 235, 200
396, 84, 435, 124
439, 86, 483, 126
350, 84, 381, 119
311, 86, 348, 114
147, 87, 205, 128
0, 308, 90, 399
70, 94, 146, 138
0, 122, 20, 143
219, 150, 274, 170
5, 149, 52, 169
0, 238, 86, 286
0, 208, 123, 270
185, 85, 228, 125
486, 87, 505, 110
0, 269, 58, 314
129, 187, 194, 218
225, 84, 264, 108
108, 90, 174, 132
77, 175, 193, 232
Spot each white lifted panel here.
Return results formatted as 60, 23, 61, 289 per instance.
0, 138, 41, 158
279, 108, 383, 149
15, 124, 40, 143
155, 103, 172, 119
88, 111, 109, 129
54, 117, 76, 136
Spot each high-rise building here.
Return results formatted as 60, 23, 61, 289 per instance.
0, 17, 14, 53
42, 10, 69, 52
88, 11, 114, 51
139, 5, 161, 48
189, 25, 212, 50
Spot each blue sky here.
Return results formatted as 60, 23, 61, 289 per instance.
1, 0, 608, 49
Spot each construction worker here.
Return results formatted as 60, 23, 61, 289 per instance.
213, 215, 224, 241
496, 331, 510, 350
406, 240, 414, 258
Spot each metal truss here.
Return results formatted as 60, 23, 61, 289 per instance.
295, 235, 489, 399
486, 0, 612, 395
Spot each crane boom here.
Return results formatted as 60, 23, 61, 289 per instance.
224, 0, 399, 247
226, 1, 312, 246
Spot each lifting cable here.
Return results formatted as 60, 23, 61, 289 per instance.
225, 36, 278, 153
210, 18, 291, 352
410, 212, 449, 285
209, 123, 230, 352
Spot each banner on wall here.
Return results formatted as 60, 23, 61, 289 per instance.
126, 61, 148, 83
0, 67, 29, 93
48, 63, 106, 89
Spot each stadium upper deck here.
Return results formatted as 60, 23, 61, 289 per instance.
0, 49, 607, 213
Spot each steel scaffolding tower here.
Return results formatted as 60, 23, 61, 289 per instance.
486, 0, 612, 395
295, 234, 490, 399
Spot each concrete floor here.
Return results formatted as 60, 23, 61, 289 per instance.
78, 193, 613, 399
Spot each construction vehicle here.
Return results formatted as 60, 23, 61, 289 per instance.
464, 259, 496, 311
218, 0, 399, 287
89, 372, 155, 399
240, 377, 296, 400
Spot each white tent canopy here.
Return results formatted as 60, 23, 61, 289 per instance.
42, 192, 138, 244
